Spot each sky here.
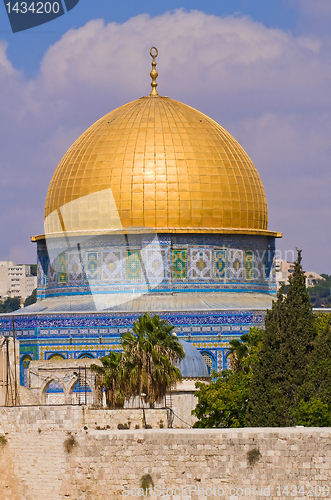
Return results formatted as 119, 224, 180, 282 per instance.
0, 0, 330, 274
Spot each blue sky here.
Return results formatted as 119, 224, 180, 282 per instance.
0, 0, 331, 273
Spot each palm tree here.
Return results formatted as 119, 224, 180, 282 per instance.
91, 351, 126, 409
121, 313, 185, 406
226, 338, 249, 372
226, 327, 263, 373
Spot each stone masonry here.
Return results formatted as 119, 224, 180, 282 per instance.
0, 406, 331, 499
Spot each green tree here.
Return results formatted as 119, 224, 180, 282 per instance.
226, 327, 263, 373
24, 288, 37, 307
246, 250, 316, 427
91, 351, 126, 409
302, 325, 331, 403
121, 313, 185, 406
314, 312, 331, 335
193, 327, 262, 428
291, 315, 331, 425
291, 399, 331, 427
193, 370, 250, 428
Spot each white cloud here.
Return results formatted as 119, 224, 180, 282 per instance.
0, 10, 330, 271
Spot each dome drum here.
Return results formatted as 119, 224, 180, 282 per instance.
36, 232, 276, 302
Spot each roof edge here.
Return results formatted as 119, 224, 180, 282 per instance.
32, 228, 282, 242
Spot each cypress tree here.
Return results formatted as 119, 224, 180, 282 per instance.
303, 325, 331, 404
246, 250, 316, 426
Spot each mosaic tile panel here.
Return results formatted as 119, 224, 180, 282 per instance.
68, 252, 83, 282
101, 250, 124, 281
37, 262, 43, 287
189, 249, 212, 280
245, 250, 254, 280
214, 249, 227, 278
143, 247, 166, 281
217, 350, 224, 372
172, 249, 187, 279
255, 250, 267, 280
58, 253, 67, 283
36, 233, 276, 294
86, 252, 98, 280
126, 250, 141, 280
48, 258, 58, 284
228, 249, 244, 280
37, 254, 48, 287
224, 350, 231, 369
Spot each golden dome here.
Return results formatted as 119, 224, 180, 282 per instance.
43, 94, 278, 238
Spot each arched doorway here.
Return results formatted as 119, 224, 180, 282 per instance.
44, 379, 65, 404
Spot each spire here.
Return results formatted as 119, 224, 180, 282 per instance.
149, 47, 159, 96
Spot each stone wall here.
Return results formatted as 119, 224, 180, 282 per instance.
0, 405, 170, 432
0, 406, 331, 499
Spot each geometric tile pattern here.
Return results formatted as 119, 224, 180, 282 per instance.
58, 253, 67, 283
36, 234, 277, 296
201, 352, 213, 374
189, 249, 212, 279
245, 250, 254, 280
37, 255, 47, 287
126, 250, 141, 280
215, 249, 227, 278
68, 252, 83, 282
46, 394, 65, 404
40, 244, 280, 288
48, 258, 58, 283
228, 249, 244, 280
86, 252, 98, 280
143, 248, 165, 281
255, 250, 267, 280
217, 350, 224, 372
172, 249, 187, 279
101, 250, 124, 281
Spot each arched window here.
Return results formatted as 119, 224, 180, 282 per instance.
21, 355, 32, 387
45, 379, 65, 405
47, 353, 65, 361
78, 353, 94, 359
201, 352, 214, 375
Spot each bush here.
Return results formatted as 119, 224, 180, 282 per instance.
0, 435, 7, 447
64, 433, 77, 453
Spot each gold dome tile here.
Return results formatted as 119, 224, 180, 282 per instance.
42, 94, 280, 238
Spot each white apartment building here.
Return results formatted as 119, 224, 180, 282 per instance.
0, 261, 37, 302
276, 259, 324, 290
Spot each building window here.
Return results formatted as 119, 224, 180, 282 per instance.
201, 352, 214, 375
